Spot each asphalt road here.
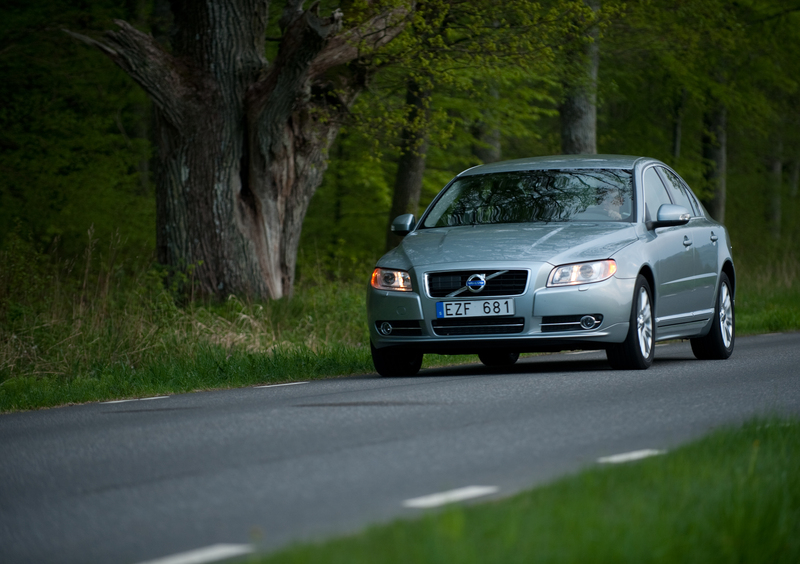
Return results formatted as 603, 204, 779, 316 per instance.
1, 333, 799, 564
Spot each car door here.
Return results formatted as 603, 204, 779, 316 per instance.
658, 167, 719, 317
641, 166, 696, 326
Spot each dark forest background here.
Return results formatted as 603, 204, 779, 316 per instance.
2, 0, 799, 284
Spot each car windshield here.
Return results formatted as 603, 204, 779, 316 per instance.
421, 169, 634, 228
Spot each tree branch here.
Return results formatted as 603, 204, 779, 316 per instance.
750, 5, 800, 24
64, 20, 188, 128
248, 5, 345, 119
309, 5, 411, 79
248, 2, 412, 112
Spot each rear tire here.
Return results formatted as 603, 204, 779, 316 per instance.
370, 343, 423, 377
478, 351, 520, 367
607, 275, 655, 370
690, 272, 734, 360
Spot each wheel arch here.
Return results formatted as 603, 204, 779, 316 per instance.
637, 264, 656, 307
721, 260, 736, 298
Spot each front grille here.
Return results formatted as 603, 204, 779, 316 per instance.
432, 317, 525, 336
541, 314, 603, 333
375, 320, 423, 337
426, 270, 529, 298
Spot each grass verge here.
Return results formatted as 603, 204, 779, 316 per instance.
1, 233, 799, 412
0, 344, 374, 411
736, 248, 800, 335
736, 286, 800, 335
255, 416, 800, 563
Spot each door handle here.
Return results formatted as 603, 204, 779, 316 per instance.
683, 236, 692, 247
710, 232, 718, 243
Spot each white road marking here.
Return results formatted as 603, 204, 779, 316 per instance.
565, 350, 602, 355
255, 381, 308, 388
597, 449, 666, 464
136, 544, 253, 564
403, 485, 499, 508
102, 396, 170, 404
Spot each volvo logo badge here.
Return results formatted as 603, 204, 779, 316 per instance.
466, 274, 486, 293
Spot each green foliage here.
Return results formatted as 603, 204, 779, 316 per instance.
342, 0, 571, 162
0, 0, 155, 265
5, 0, 796, 283
297, 132, 394, 282
256, 417, 800, 563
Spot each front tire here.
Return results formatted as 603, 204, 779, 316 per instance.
607, 275, 655, 370
690, 272, 734, 360
370, 343, 423, 377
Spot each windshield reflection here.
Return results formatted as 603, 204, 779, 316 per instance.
422, 169, 634, 228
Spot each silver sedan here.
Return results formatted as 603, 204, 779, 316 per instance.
367, 155, 735, 376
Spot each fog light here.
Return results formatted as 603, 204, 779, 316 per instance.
580, 315, 598, 330
379, 322, 393, 336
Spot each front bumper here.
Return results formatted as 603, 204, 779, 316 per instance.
367, 263, 634, 354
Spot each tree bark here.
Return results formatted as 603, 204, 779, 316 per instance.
385, 80, 430, 251
702, 103, 727, 223
560, 0, 599, 155
67, 0, 408, 299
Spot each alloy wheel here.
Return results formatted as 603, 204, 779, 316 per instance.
636, 287, 653, 359
719, 282, 733, 348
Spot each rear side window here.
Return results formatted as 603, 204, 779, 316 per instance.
659, 168, 697, 216
683, 184, 706, 217
643, 167, 672, 222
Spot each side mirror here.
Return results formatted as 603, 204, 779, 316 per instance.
391, 214, 416, 236
647, 204, 691, 230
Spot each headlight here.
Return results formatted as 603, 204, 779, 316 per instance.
371, 268, 413, 292
547, 260, 617, 287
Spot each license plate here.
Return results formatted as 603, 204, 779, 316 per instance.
436, 299, 515, 319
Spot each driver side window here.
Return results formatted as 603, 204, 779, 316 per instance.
643, 167, 673, 222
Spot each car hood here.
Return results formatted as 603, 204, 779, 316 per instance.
379, 223, 639, 269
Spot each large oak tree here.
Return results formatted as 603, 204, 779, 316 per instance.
68, 0, 410, 299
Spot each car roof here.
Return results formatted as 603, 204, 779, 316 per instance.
457, 154, 652, 177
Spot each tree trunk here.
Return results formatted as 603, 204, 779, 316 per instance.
130, 0, 153, 196
385, 81, 430, 251
560, 0, 599, 155
68, 0, 408, 300
329, 133, 347, 267
672, 88, 687, 161
768, 139, 783, 239
471, 87, 502, 164
702, 103, 727, 223
471, 121, 502, 164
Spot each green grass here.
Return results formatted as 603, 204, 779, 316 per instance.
255, 417, 800, 563
1, 233, 799, 412
0, 343, 374, 411
0, 232, 381, 410
735, 248, 800, 335
737, 287, 800, 335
